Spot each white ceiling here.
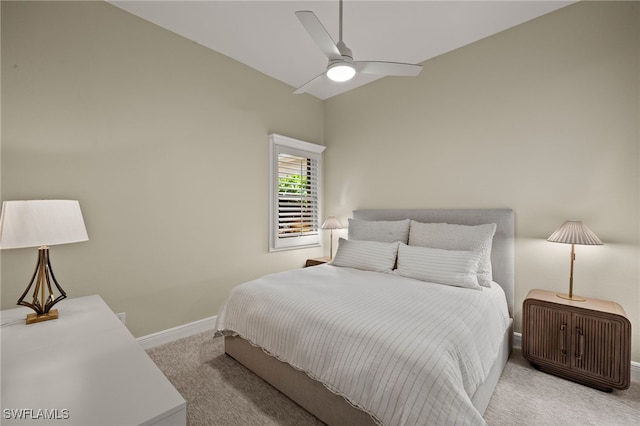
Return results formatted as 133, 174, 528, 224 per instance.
109, 1, 575, 100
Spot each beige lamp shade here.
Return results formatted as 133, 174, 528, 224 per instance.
321, 216, 343, 261
547, 220, 603, 246
0, 200, 89, 249
321, 216, 343, 230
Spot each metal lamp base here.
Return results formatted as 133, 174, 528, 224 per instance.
17, 247, 67, 325
25, 309, 59, 324
557, 293, 586, 302
556, 243, 586, 302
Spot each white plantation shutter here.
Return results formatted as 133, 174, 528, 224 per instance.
277, 153, 319, 238
269, 134, 326, 251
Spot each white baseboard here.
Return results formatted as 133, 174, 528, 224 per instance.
513, 331, 522, 349
633, 362, 640, 382
137, 315, 217, 350
512, 332, 640, 382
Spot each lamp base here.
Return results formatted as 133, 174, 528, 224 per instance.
26, 309, 59, 325
557, 293, 586, 302
17, 247, 67, 325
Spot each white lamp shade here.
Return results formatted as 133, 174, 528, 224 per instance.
547, 220, 603, 245
0, 200, 89, 249
321, 216, 343, 230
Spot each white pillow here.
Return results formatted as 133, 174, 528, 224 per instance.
348, 218, 410, 244
396, 243, 482, 290
408, 221, 496, 287
331, 238, 399, 273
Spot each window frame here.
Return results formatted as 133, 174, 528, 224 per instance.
269, 133, 326, 252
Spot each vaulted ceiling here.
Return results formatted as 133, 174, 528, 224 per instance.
109, 1, 575, 99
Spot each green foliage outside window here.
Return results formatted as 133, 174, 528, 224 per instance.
278, 174, 308, 195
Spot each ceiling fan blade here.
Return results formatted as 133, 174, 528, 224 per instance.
295, 11, 342, 60
355, 61, 423, 77
294, 72, 327, 95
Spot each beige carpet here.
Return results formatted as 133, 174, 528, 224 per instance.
146, 331, 640, 426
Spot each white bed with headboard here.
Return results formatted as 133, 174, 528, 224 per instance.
216, 209, 514, 426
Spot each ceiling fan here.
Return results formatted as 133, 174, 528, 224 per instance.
294, 0, 423, 95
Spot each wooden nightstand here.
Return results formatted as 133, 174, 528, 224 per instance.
305, 257, 331, 267
522, 289, 631, 391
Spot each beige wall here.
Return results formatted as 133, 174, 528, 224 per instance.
0, 1, 324, 337
2, 1, 639, 363
324, 1, 640, 361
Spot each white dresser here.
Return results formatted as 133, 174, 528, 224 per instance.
1, 295, 186, 425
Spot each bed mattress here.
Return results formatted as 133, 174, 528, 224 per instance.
216, 264, 510, 426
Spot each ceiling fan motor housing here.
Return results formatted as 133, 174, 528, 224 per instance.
335, 40, 353, 60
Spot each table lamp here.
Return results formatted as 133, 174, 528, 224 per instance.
547, 220, 603, 301
0, 200, 89, 324
320, 216, 343, 260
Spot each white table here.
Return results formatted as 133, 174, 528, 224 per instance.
1, 295, 186, 425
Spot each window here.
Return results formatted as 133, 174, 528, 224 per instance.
269, 134, 326, 252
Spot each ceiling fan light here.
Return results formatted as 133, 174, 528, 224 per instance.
327, 62, 356, 82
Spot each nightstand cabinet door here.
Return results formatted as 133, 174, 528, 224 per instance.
571, 312, 628, 386
522, 303, 571, 367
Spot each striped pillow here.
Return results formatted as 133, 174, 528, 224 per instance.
408, 221, 496, 287
331, 238, 399, 273
396, 243, 482, 290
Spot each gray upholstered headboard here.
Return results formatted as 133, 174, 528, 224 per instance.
352, 209, 515, 317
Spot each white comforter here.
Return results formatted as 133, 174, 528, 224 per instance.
215, 264, 510, 426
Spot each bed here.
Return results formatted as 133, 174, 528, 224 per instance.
216, 209, 514, 426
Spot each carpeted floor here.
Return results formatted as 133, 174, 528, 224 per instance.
146, 331, 640, 425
